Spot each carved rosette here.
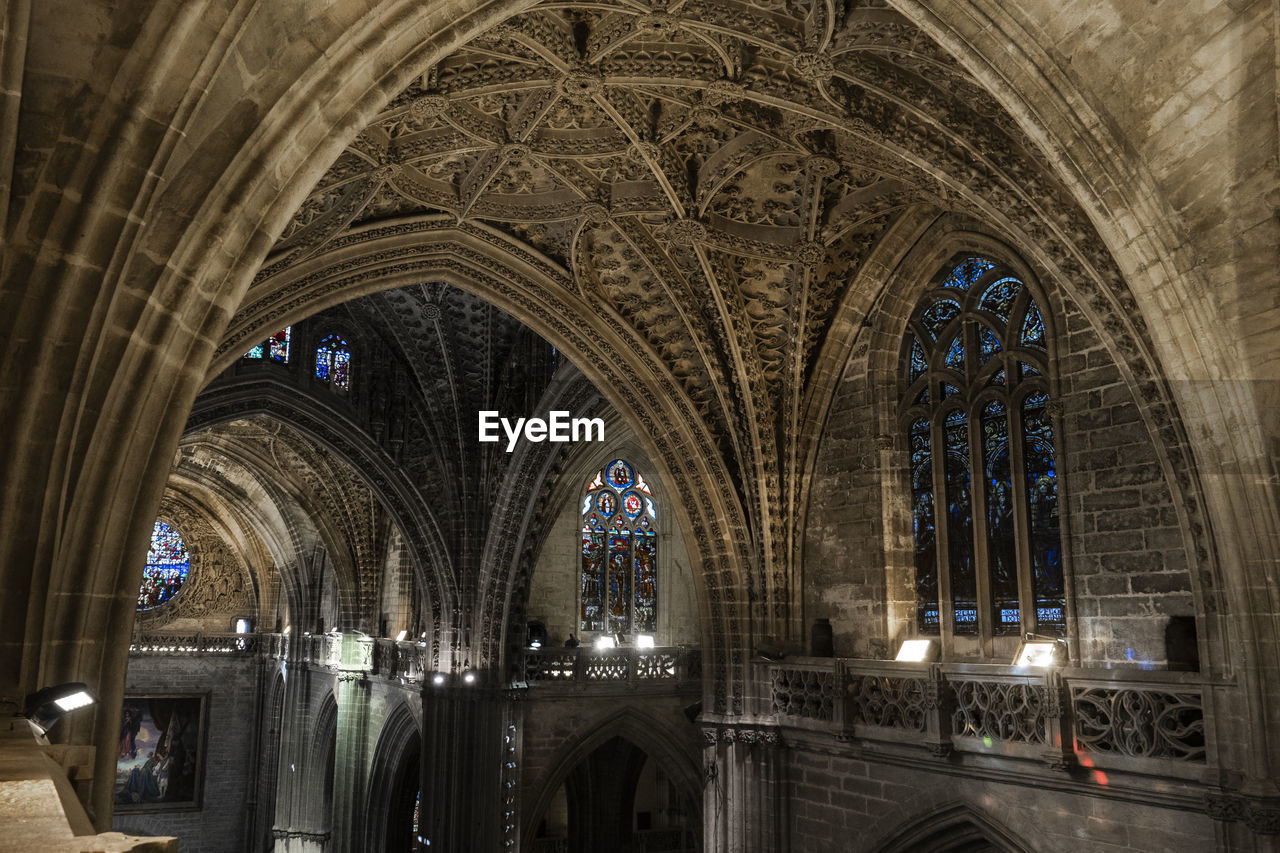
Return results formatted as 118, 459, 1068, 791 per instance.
795, 241, 826, 269
409, 94, 449, 119
667, 219, 707, 248
791, 51, 834, 83
558, 70, 604, 105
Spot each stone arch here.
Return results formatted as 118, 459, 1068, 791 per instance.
872, 802, 1034, 853
522, 706, 702, 847
308, 690, 340, 838
219, 215, 750, 705
187, 376, 454, 652
891, 0, 1277, 776
362, 699, 422, 852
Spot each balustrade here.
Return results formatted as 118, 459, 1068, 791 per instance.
520, 646, 700, 688
763, 658, 1209, 775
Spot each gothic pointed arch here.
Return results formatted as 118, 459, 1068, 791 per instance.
872, 803, 1034, 853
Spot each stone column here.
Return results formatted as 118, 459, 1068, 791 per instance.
272, 649, 330, 853
331, 633, 373, 853
702, 723, 788, 853
418, 678, 512, 851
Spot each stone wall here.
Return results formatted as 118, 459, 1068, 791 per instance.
803, 265, 1195, 668
112, 656, 263, 853
787, 745, 1215, 852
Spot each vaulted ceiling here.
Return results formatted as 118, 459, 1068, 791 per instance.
229, 0, 1165, 679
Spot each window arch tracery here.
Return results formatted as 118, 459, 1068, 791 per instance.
580, 458, 658, 635
901, 255, 1065, 646
315, 334, 352, 390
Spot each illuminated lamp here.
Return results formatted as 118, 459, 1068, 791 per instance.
396, 629, 408, 642
462, 671, 477, 685
635, 634, 656, 650
894, 639, 936, 662
594, 636, 616, 650
1015, 637, 1063, 667
23, 683, 96, 736
432, 673, 446, 686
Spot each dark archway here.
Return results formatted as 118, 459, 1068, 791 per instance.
873, 803, 1033, 853
538, 736, 696, 853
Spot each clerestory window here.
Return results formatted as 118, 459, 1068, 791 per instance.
901, 256, 1065, 648
243, 327, 292, 363
579, 458, 658, 636
315, 334, 352, 390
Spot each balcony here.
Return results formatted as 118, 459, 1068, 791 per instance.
761, 657, 1211, 784
517, 646, 702, 693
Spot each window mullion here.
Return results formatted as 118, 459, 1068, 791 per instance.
930, 400, 954, 653
968, 399, 994, 651
1007, 379, 1035, 638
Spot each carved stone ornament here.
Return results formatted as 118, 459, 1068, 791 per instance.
874, 434, 895, 451
791, 52, 834, 82
633, 13, 682, 37
557, 70, 604, 105
667, 219, 707, 247
409, 94, 450, 118
804, 156, 839, 178
581, 202, 611, 225
795, 241, 826, 268
702, 78, 745, 106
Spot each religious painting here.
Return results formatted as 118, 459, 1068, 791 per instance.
114, 695, 206, 811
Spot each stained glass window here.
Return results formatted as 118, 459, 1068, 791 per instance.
137, 521, 190, 611
902, 255, 1065, 646
243, 326, 292, 362
316, 334, 352, 390
580, 458, 659, 635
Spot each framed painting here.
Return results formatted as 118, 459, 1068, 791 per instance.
114, 695, 207, 811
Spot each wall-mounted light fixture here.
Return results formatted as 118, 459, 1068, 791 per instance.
594, 636, 616, 651
894, 639, 937, 662
462, 671, 477, 685
23, 683, 96, 736
432, 673, 446, 686
395, 629, 408, 642
635, 634, 655, 650
1014, 635, 1065, 667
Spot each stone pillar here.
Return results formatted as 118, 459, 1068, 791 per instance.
418, 678, 511, 851
702, 723, 788, 853
331, 633, 373, 853
272, 653, 330, 853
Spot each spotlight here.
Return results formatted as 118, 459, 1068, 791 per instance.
283, 625, 291, 635
636, 634, 655, 650
23, 683, 96, 736
432, 673, 447, 686
235, 618, 251, 634
1015, 638, 1062, 668
462, 672, 477, 685
528, 639, 542, 650
894, 639, 936, 662
396, 629, 408, 642
594, 636, 616, 650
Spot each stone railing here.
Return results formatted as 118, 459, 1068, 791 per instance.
371, 637, 430, 682
762, 658, 1209, 778
519, 646, 701, 688
129, 633, 260, 655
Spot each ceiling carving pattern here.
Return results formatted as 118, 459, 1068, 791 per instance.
224, 0, 1221, 707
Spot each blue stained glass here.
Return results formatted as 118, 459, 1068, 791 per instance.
634, 526, 657, 632
606, 459, 634, 489
580, 516, 606, 631
987, 368, 1006, 386
913, 386, 930, 406
1022, 392, 1064, 635
910, 419, 939, 634
1021, 301, 1046, 350
580, 459, 657, 635
943, 410, 977, 634
244, 344, 264, 359
943, 335, 964, 371
1020, 361, 1040, 379
621, 490, 643, 519
979, 277, 1022, 319
607, 522, 632, 634
941, 257, 996, 290
942, 383, 961, 400
909, 337, 927, 381
137, 521, 190, 611
979, 326, 1001, 364
316, 334, 352, 390
982, 401, 1019, 635
921, 300, 961, 339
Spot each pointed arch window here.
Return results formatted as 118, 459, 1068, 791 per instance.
580, 458, 658, 635
243, 327, 292, 363
901, 256, 1065, 646
315, 334, 352, 390
137, 520, 191, 611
